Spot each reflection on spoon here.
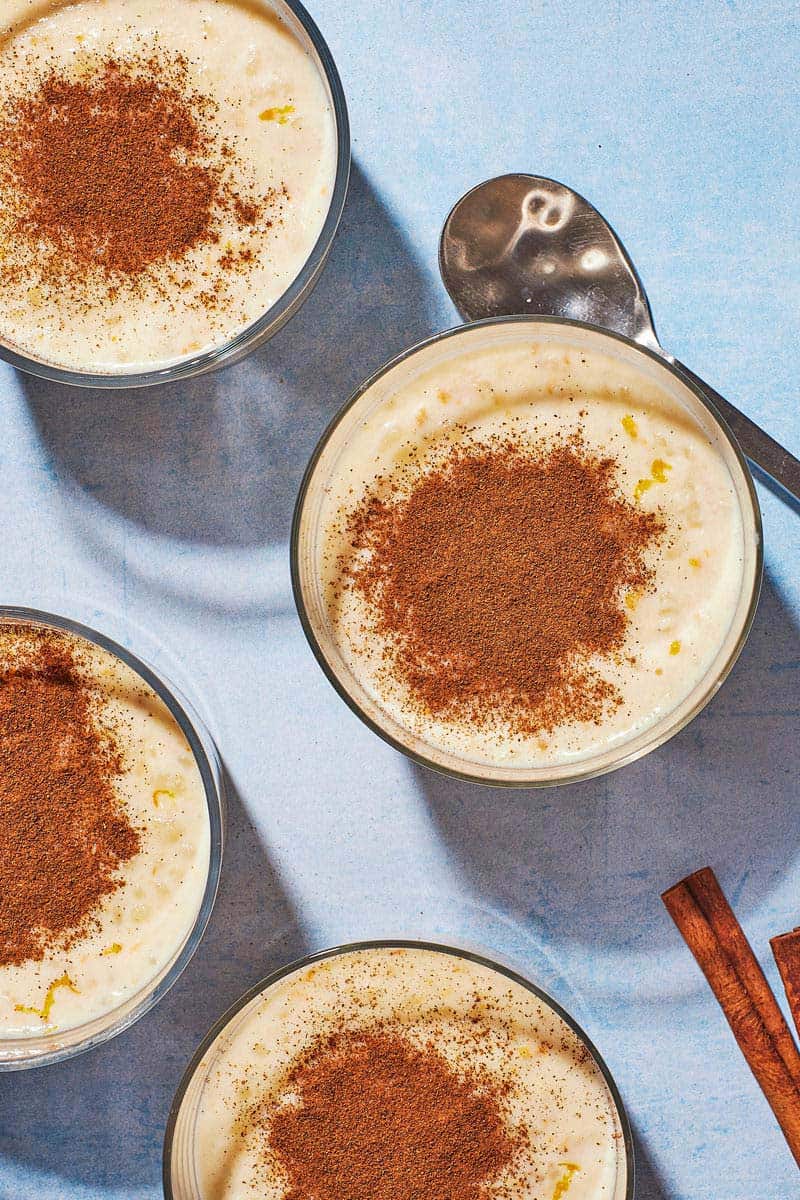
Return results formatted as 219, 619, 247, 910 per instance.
440, 174, 800, 507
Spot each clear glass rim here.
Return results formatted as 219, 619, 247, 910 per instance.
0, 605, 225, 1069
0, 0, 351, 390
162, 937, 635, 1200
290, 314, 764, 789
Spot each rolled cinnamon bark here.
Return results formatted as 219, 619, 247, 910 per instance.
662, 867, 800, 1168
772, 929, 800, 1042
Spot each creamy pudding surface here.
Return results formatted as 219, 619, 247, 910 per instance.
319, 328, 751, 771
186, 947, 626, 1200
0, 623, 211, 1039
0, 0, 337, 372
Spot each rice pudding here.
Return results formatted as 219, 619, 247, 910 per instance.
0, 0, 338, 373
0, 621, 211, 1041
304, 323, 757, 777
168, 945, 628, 1200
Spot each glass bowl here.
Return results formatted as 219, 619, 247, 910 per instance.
291, 316, 763, 787
0, 607, 225, 1069
0, 0, 350, 390
163, 939, 634, 1200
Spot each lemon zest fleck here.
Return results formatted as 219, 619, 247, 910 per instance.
553, 1163, 581, 1199
260, 104, 295, 124
688, 556, 701, 568
517, 1044, 533, 1058
670, 640, 681, 656
634, 458, 672, 500
625, 589, 642, 612
27, 286, 43, 308
15, 974, 79, 1024
101, 943, 122, 956
655, 667, 663, 676
153, 788, 175, 808
621, 414, 638, 438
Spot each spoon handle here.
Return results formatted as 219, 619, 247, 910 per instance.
674, 360, 800, 507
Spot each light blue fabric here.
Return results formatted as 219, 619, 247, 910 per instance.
0, 1, 798, 1196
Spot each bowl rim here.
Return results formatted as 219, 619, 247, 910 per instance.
290, 313, 764, 788
0, 0, 351, 390
0, 605, 225, 1069
162, 937, 635, 1200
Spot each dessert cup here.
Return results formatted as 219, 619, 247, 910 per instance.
0, 607, 224, 1069
0, 0, 349, 389
163, 940, 634, 1200
292, 316, 762, 787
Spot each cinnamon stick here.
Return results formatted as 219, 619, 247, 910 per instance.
662, 867, 800, 1168
772, 929, 800, 1042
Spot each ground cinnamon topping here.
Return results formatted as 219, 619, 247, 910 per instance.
0, 626, 140, 968
261, 1026, 524, 1200
0, 50, 282, 309
336, 433, 664, 736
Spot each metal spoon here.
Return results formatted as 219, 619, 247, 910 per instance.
440, 174, 800, 505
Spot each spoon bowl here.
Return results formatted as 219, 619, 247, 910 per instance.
441, 174, 800, 505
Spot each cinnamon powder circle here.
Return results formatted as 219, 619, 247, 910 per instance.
0, 48, 283, 310
261, 1026, 526, 1200
0, 625, 140, 968
333, 432, 664, 738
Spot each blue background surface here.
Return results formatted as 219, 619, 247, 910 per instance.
0, 0, 798, 1196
